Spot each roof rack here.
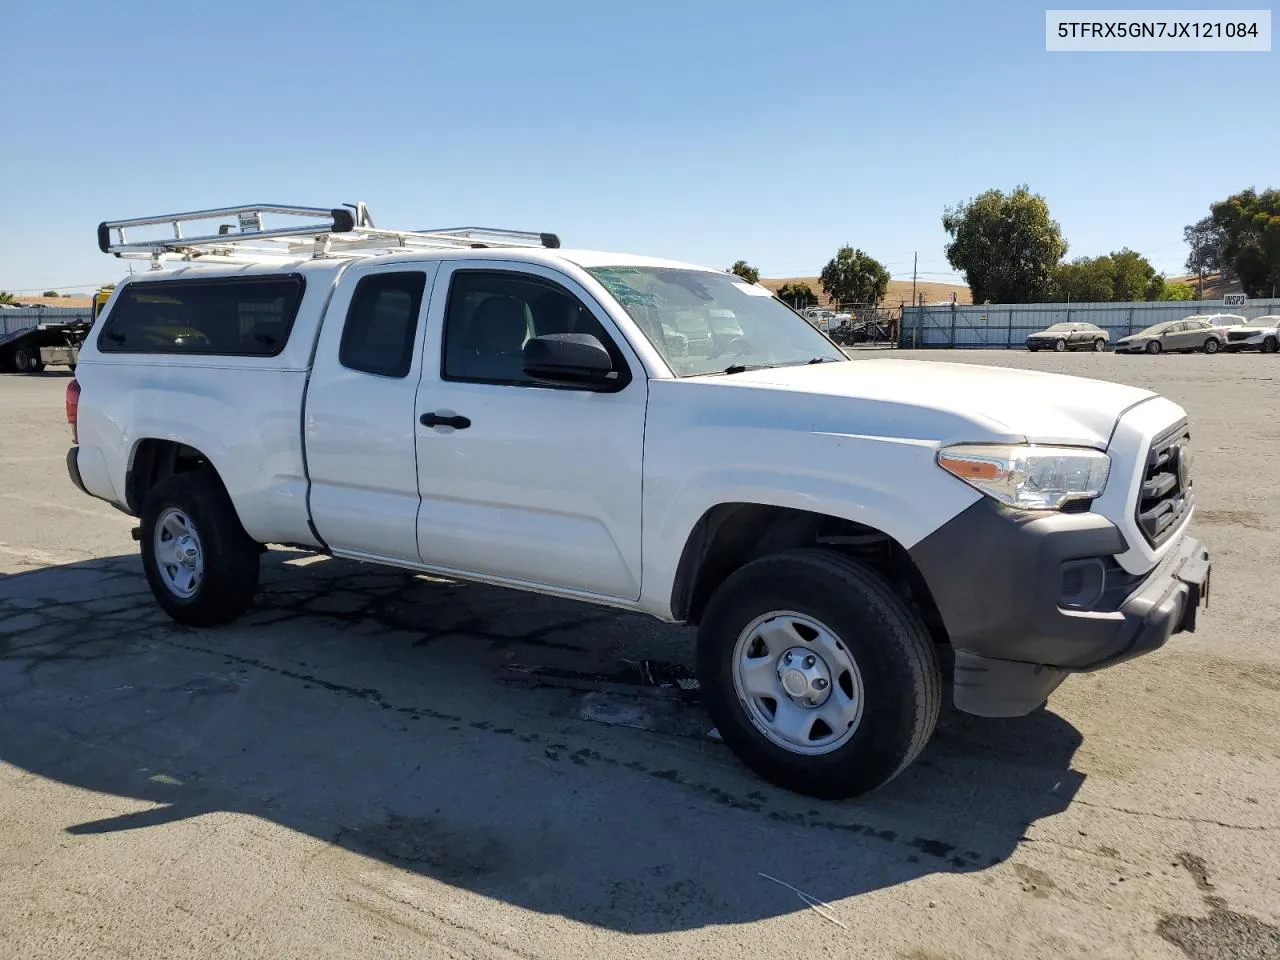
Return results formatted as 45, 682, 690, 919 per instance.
96, 202, 561, 269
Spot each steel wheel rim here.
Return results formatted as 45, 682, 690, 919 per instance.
1055, 340, 1066, 352
732, 610, 865, 756
1206, 340, 1218, 354
154, 507, 204, 599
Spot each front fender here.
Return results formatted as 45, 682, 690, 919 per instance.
638, 430, 981, 619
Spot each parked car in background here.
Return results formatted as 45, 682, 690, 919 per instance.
1222, 315, 1280, 353
1025, 322, 1109, 352
1114, 315, 1237, 355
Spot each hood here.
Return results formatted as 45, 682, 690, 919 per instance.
691, 358, 1155, 448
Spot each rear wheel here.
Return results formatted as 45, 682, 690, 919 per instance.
1054, 338, 1067, 353
1093, 338, 1106, 352
12, 346, 36, 372
1146, 340, 1162, 355
1203, 338, 1220, 354
140, 470, 261, 627
696, 548, 941, 799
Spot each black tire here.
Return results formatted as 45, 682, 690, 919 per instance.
1054, 338, 1067, 353
1093, 338, 1106, 352
13, 346, 35, 371
1146, 340, 1162, 355
29, 355, 45, 372
1203, 338, 1220, 354
139, 470, 260, 627
696, 548, 941, 799
1027, 347, 1038, 353
1263, 337, 1277, 354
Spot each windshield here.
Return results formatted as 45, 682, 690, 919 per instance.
1043, 323, 1073, 332
1136, 322, 1172, 336
586, 266, 847, 376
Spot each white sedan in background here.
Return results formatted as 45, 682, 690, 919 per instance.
1223, 316, 1280, 354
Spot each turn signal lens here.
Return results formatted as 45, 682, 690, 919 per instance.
937, 443, 1110, 510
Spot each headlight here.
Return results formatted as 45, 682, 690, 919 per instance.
937, 443, 1110, 510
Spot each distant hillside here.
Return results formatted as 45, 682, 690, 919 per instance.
760, 276, 971, 307
4, 295, 92, 308
1167, 273, 1244, 300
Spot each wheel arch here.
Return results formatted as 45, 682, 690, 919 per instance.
127, 438, 227, 515
669, 502, 949, 645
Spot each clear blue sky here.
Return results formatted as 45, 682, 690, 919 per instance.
0, 0, 1275, 294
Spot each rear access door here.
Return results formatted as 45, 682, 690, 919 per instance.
304, 260, 439, 563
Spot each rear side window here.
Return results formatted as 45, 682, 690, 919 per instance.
98, 275, 305, 356
339, 272, 427, 378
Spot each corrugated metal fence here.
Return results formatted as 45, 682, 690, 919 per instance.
1, 306, 90, 339
900, 299, 1280, 348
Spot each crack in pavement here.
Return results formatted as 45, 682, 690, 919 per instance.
1073, 798, 1275, 833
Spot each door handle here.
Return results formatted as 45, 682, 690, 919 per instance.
420, 411, 471, 430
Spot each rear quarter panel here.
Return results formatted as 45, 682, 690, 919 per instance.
72, 262, 343, 546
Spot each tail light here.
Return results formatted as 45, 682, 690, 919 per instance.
66, 377, 81, 443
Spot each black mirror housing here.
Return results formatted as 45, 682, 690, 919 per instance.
522, 333, 618, 389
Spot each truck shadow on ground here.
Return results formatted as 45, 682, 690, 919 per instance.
0, 551, 1085, 933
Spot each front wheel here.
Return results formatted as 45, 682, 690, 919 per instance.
1093, 339, 1106, 352
1146, 340, 1162, 355
696, 548, 941, 799
1262, 337, 1277, 354
140, 470, 261, 627
1054, 338, 1067, 353
1203, 338, 1220, 354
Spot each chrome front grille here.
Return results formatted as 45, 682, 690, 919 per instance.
1136, 422, 1193, 546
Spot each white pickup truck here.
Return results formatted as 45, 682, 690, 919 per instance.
66, 204, 1212, 798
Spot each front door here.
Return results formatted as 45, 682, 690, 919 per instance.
413, 262, 648, 601
305, 261, 438, 562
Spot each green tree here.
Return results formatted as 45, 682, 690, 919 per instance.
1183, 215, 1227, 278
0, 291, 15, 305
41, 290, 60, 298
729, 260, 760, 284
1211, 188, 1280, 298
1110, 248, 1160, 301
1158, 281, 1196, 301
1052, 257, 1114, 302
775, 281, 819, 309
1050, 249, 1165, 302
943, 185, 1067, 303
819, 246, 890, 305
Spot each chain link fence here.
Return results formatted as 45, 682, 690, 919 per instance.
788, 302, 902, 347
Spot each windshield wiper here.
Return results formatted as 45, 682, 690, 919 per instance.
723, 364, 749, 374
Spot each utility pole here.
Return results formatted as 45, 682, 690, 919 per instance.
911, 252, 918, 308
1195, 237, 1204, 300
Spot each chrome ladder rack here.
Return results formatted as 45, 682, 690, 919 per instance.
97, 202, 561, 268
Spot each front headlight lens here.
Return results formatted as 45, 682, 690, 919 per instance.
937, 443, 1110, 510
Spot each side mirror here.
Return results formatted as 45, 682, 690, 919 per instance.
522, 333, 618, 389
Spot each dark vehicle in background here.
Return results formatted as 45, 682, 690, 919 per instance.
1025, 322, 1109, 352
1114, 315, 1233, 355
0, 288, 110, 373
